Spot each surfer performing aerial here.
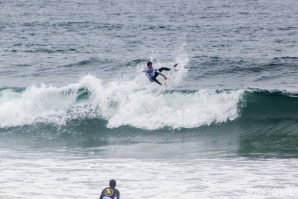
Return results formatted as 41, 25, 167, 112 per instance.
143, 61, 179, 96
142, 61, 170, 86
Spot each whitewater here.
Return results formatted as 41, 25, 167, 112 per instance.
0, 71, 244, 130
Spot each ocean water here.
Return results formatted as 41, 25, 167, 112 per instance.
1, 0, 298, 198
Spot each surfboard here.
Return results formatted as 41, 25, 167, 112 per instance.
156, 63, 179, 97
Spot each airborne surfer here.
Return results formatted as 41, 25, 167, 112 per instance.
142, 61, 170, 86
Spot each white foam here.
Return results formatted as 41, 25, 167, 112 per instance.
106, 89, 244, 130
0, 61, 244, 129
0, 83, 80, 127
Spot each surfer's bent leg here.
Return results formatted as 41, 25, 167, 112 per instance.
158, 67, 170, 72
149, 77, 162, 85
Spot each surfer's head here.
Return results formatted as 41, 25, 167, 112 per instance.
109, 179, 116, 188
147, 61, 152, 68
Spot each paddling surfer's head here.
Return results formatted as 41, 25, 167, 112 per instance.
109, 179, 116, 188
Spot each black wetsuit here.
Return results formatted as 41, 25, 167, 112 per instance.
99, 187, 120, 199
148, 67, 170, 85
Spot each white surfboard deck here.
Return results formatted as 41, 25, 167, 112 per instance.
156, 63, 179, 97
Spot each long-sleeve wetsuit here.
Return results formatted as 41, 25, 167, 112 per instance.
99, 187, 120, 199
144, 67, 170, 85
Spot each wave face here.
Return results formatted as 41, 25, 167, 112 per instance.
241, 90, 298, 119
237, 90, 298, 158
